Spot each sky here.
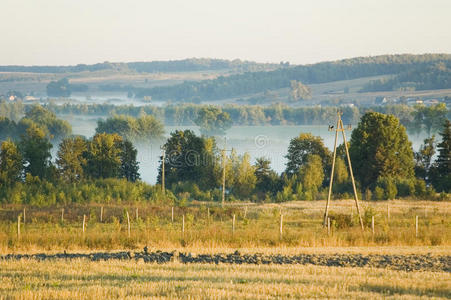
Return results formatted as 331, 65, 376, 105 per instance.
1, 0, 450, 66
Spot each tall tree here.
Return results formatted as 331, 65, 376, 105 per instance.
432, 119, 451, 192
285, 133, 331, 179
119, 140, 140, 182
19, 124, 53, 179
254, 157, 281, 196
299, 154, 324, 200
0, 139, 23, 186
56, 136, 88, 183
194, 106, 232, 136
414, 135, 435, 181
85, 133, 123, 179
349, 112, 415, 189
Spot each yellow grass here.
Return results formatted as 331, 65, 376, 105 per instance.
0, 260, 449, 299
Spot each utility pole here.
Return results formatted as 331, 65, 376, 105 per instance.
222, 138, 227, 208
323, 111, 364, 230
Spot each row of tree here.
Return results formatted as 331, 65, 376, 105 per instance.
42, 102, 450, 135
130, 54, 451, 101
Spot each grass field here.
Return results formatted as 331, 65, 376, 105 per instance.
1, 200, 449, 252
1, 259, 450, 299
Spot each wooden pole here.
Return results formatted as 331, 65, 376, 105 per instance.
126, 211, 131, 238
232, 214, 235, 235
324, 113, 340, 226
100, 206, 103, 223
279, 214, 283, 239
171, 207, 174, 223
415, 215, 418, 238
371, 216, 375, 236
340, 118, 364, 230
82, 214, 86, 235
23, 208, 26, 225
327, 217, 331, 235
17, 215, 21, 239
61, 208, 64, 223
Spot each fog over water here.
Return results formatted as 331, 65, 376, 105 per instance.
62, 115, 428, 184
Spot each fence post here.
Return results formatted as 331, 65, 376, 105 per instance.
100, 206, 103, 223
61, 208, 64, 223
23, 208, 26, 225
136, 207, 139, 221
244, 206, 248, 219
232, 214, 235, 235
327, 217, 331, 236
17, 215, 21, 239
171, 207, 174, 223
279, 214, 283, 239
126, 211, 131, 238
415, 215, 418, 238
371, 215, 375, 236
82, 214, 86, 235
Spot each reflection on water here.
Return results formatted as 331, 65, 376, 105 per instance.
63, 115, 429, 184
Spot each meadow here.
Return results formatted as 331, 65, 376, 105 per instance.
1, 200, 449, 252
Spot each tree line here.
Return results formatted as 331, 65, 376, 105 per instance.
0, 111, 450, 206
129, 54, 451, 101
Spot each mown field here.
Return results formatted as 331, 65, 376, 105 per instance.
1, 259, 450, 299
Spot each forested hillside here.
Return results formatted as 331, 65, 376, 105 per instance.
133, 54, 451, 101
0, 58, 279, 74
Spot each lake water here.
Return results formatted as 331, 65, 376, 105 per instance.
62, 115, 428, 184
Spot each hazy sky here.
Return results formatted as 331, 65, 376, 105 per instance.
1, 0, 450, 66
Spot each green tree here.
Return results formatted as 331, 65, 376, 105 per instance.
120, 140, 140, 182
432, 119, 451, 192
298, 154, 324, 200
254, 157, 281, 196
230, 153, 256, 199
0, 139, 23, 186
56, 136, 88, 183
414, 135, 435, 181
158, 130, 219, 190
24, 105, 72, 140
19, 124, 53, 179
349, 112, 415, 189
194, 106, 232, 136
285, 133, 331, 180
412, 103, 448, 136
85, 133, 123, 179
290, 80, 311, 101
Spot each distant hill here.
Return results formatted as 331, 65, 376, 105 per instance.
0, 58, 280, 74
132, 54, 451, 101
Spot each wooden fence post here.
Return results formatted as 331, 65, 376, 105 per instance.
82, 214, 86, 235
327, 217, 331, 236
23, 208, 26, 225
371, 215, 375, 236
171, 207, 174, 223
387, 204, 390, 221
136, 207, 139, 221
126, 211, 131, 238
244, 206, 248, 219
17, 215, 21, 239
232, 214, 235, 235
61, 208, 64, 223
415, 215, 419, 238
100, 206, 103, 223
279, 214, 283, 239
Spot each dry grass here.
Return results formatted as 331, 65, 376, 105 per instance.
0, 260, 449, 299
0, 200, 450, 253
